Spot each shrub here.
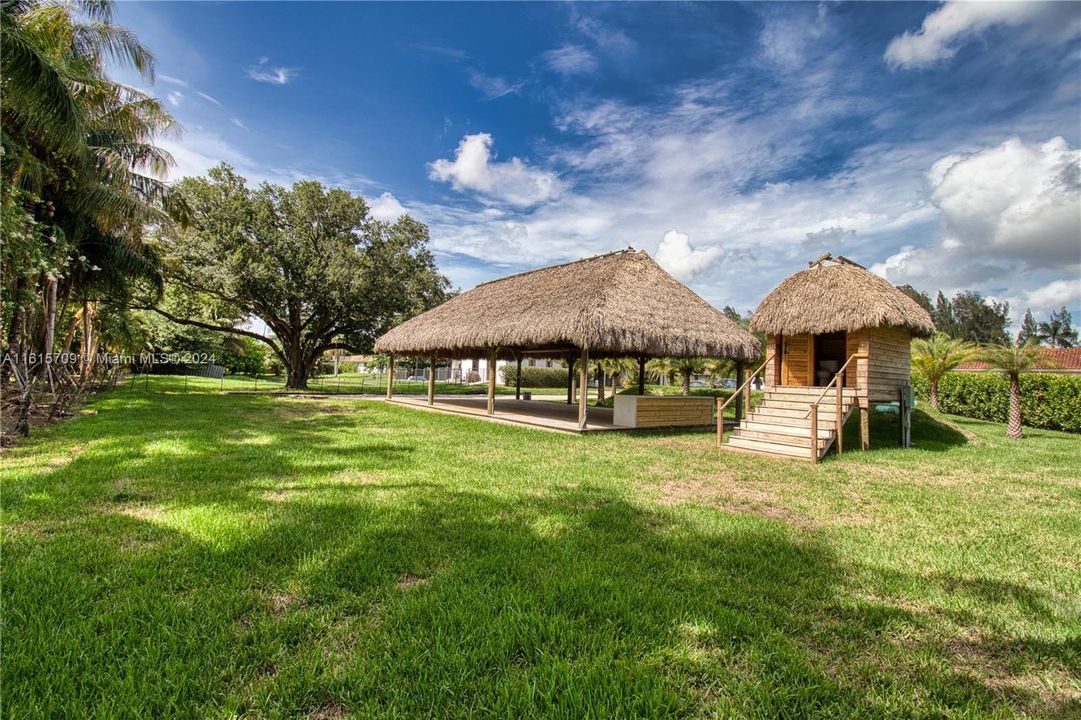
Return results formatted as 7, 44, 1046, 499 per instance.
501, 365, 568, 388
912, 369, 1081, 433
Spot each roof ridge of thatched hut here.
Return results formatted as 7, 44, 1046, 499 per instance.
375, 247, 761, 361
750, 252, 935, 337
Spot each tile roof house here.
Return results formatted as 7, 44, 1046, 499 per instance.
957, 347, 1081, 374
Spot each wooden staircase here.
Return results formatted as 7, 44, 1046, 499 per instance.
722, 386, 859, 461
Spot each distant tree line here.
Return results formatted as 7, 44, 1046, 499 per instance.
896, 286, 1076, 348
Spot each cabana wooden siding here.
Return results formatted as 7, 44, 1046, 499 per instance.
751, 254, 934, 403
375, 249, 760, 362
721, 254, 936, 460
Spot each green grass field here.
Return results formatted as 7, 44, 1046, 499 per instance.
2, 381, 1078, 718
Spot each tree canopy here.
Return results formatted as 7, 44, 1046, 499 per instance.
152, 164, 449, 389
1036, 307, 1077, 348
1, 0, 185, 435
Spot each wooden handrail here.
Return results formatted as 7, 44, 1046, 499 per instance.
804, 352, 867, 418
717, 352, 774, 447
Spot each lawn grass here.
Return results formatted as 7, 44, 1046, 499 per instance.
2, 382, 1078, 718
127, 372, 572, 396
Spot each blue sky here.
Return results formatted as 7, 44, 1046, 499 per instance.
115, 1, 1081, 327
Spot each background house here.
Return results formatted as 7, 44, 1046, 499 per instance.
956, 347, 1081, 375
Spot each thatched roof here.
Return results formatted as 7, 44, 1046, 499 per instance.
375, 248, 760, 360
750, 254, 935, 337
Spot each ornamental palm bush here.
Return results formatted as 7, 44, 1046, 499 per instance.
910, 333, 975, 410
979, 342, 1042, 439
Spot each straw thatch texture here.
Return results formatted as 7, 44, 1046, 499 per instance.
750, 255, 935, 337
375, 249, 760, 360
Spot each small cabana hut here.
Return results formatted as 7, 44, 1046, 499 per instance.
374, 248, 760, 432
725, 253, 934, 460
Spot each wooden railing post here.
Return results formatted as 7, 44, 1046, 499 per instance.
717, 397, 724, 448
744, 373, 752, 418
835, 374, 843, 455
810, 403, 818, 463
733, 361, 744, 425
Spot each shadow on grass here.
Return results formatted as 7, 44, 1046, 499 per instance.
833, 408, 970, 459
2, 392, 1073, 719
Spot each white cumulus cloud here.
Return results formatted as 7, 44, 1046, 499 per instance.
654, 229, 722, 282
428, 133, 563, 207
929, 136, 1081, 268
885, 1, 1079, 70
368, 192, 408, 222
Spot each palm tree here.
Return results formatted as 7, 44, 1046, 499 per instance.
594, 357, 635, 404
645, 358, 675, 387
2, 0, 185, 433
910, 333, 975, 411
673, 358, 704, 395
979, 342, 1041, 439
1036, 308, 1078, 348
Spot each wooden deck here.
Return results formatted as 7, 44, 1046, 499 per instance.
388, 396, 621, 434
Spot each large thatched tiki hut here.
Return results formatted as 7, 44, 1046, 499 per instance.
721, 254, 934, 460
375, 248, 760, 431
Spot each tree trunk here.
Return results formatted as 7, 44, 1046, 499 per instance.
929, 378, 939, 411
283, 336, 309, 390
1007, 373, 1023, 439
681, 369, 690, 396
596, 368, 606, 405
79, 300, 93, 383
286, 364, 309, 390
41, 275, 58, 391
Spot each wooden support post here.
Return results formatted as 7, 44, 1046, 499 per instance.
427, 353, 436, 406
515, 355, 522, 400
734, 361, 745, 424
835, 376, 843, 455
716, 398, 724, 448
810, 403, 819, 463
386, 355, 395, 400
744, 371, 752, 419
578, 347, 589, 431
486, 350, 496, 415
566, 356, 574, 405
637, 356, 646, 395
859, 400, 869, 450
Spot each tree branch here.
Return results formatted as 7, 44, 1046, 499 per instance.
137, 306, 283, 353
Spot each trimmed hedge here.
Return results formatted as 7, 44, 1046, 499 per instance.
912, 369, 1081, 433
501, 365, 568, 388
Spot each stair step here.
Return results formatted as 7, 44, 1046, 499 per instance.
751, 406, 844, 419
726, 436, 816, 459
744, 413, 833, 429
731, 428, 832, 449
721, 443, 810, 461
742, 421, 833, 439
757, 399, 855, 412
764, 390, 859, 402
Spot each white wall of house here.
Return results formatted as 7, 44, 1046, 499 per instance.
450, 357, 561, 383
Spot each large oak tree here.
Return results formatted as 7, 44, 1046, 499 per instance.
153, 164, 448, 389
